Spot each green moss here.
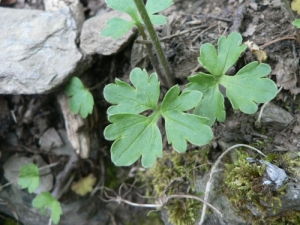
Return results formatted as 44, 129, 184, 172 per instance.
167, 198, 202, 225
125, 212, 164, 225
141, 147, 211, 225
252, 210, 300, 225
224, 150, 300, 223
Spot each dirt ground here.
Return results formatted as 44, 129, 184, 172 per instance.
1, 0, 300, 224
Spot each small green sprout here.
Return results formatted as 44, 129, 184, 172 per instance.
32, 192, 62, 224
18, 164, 62, 224
186, 32, 277, 126
101, 0, 173, 39
103, 68, 213, 168
292, 19, 300, 28
65, 77, 94, 119
18, 163, 40, 193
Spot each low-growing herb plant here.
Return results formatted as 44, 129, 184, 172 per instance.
18, 163, 62, 224
101, 0, 172, 38
103, 32, 277, 167
65, 77, 94, 119
101, 0, 278, 168
101, 0, 174, 87
103, 68, 213, 168
32, 192, 62, 225
186, 32, 277, 125
18, 163, 40, 193
293, 19, 300, 28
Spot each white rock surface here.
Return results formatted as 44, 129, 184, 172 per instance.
43, 0, 85, 31
0, 7, 88, 94
80, 11, 137, 55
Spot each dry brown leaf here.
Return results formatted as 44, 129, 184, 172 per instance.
242, 24, 257, 37
291, 0, 300, 15
71, 174, 96, 196
244, 40, 267, 63
272, 57, 300, 95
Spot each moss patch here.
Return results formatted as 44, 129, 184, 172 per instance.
223, 150, 300, 224
141, 147, 211, 225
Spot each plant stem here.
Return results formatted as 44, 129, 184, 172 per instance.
133, 0, 174, 87
135, 22, 168, 86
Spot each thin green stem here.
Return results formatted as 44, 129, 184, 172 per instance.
135, 22, 168, 86
133, 0, 174, 88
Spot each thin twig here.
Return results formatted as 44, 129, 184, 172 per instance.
135, 26, 206, 44
259, 36, 298, 49
181, 13, 232, 23
198, 144, 266, 225
255, 86, 283, 128
39, 162, 60, 171
102, 192, 222, 216
192, 23, 218, 43
88, 76, 110, 91
1, 162, 60, 190
165, 194, 222, 217
1, 179, 17, 189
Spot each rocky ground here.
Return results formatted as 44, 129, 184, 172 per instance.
0, 0, 300, 224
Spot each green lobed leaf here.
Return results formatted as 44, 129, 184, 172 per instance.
102, 0, 173, 39
101, 18, 136, 39
148, 15, 167, 25
105, 0, 139, 21
187, 32, 277, 125
292, 19, 300, 28
104, 68, 160, 115
145, 0, 173, 14
161, 85, 203, 112
18, 163, 39, 193
220, 62, 277, 113
198, 32, 247, 76
104, 68, 213, 168
161, 86, 213, 152
32, 192, 62, 225
188, 73, 225, 126
65, 77, 94, 119
104, 113, 162, 168
146, 0, 173, 25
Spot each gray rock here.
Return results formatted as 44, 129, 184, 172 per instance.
3, 154, 53, 194
260, 102, 293, 130
0, 7, 89, 94
192, 153, 300, 225
0, 185, 111, 225
195, 174, 247, 225
246, 158, 288, 189
80, 11, 137, 56
39, 127, 63, 151
43, 0, 85, 32
50, 129, 76, 156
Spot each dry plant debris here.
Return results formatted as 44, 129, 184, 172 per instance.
71, 173, 97, 196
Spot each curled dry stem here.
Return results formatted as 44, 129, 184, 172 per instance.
198, 144, 266, 225
101, 190, 222, 216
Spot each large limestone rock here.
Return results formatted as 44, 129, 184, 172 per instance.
80, 11, 137, 56
0, 7, 89, 94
